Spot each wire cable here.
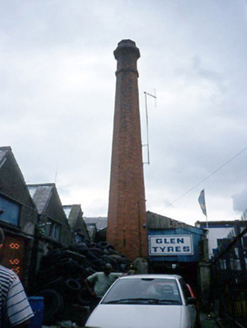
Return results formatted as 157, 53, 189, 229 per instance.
164, 145, 247, 209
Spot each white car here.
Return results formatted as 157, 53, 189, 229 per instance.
85, 274, 197, 328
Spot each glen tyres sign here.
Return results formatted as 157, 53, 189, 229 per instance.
149, 235, 194, 256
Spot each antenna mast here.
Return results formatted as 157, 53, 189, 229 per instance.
143, 90, 157, 165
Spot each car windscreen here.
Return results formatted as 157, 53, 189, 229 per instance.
102, 278, 182, 305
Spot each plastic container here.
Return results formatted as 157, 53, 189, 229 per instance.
28, 296, 44, 328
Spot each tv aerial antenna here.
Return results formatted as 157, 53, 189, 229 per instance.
143, 90, 157, 165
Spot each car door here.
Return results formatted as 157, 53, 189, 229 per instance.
178, 279, 197, 328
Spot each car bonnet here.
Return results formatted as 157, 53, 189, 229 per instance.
85, 304, 186, 328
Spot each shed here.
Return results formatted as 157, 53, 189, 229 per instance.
63, 204, 90, 242
0, 146, 38, 289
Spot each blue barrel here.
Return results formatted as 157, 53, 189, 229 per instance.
28, 296, 44, 328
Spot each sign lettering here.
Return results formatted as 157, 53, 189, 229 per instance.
149, 235, 193, 256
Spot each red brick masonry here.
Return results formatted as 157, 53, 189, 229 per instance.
107, 40, 147, 261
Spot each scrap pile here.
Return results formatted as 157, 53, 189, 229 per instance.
35, 240, 130, 325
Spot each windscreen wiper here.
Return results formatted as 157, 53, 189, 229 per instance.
105, 298, 159, 304
157, 299, 180, 304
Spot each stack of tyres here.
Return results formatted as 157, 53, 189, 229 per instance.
35, 240, 130, 325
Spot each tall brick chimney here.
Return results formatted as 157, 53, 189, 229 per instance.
107, 40, 147, 261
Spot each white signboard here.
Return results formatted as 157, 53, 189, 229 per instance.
149, 235, 194, 256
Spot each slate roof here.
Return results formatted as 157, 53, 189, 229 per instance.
63, 205, 74, 219
27, 183, 54, 214
84, 217, 108, 230
0, 147, 9, 163
0, 147, 37, 210
63, 204, 82, 223
63, 204, 89, 239
85, 224, 96, 240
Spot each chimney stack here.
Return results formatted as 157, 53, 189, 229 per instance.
107, 40, 147, 261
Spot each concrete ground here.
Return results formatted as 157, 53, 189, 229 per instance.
200, 312, 224, 328
43, 317, 222, 328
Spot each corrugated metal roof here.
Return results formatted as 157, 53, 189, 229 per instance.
84, 213, 196, 231
146, 211, 195, 230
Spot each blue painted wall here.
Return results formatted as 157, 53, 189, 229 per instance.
148, 226, 204, 263
0, 195, 20, 226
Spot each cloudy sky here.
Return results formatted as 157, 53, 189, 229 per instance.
1, 0, 247, 226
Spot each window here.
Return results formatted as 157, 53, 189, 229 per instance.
52, 223, 61, 241
0, 195, 20, 226
179, 278, 191, 303
41, 220, 61, 241
242, 236, 247, 249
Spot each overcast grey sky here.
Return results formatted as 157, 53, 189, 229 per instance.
1, 0, 247, 225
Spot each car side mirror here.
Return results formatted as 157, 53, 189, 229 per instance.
187, 297, 197, 305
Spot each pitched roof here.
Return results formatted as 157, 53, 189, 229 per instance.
0, 147, 37, 210
0, 147, 11, 168
84, 217, 108, 230
27, 183, 54, 214
63, 204, 83, 227
146, 211, 197, 230
63, 204, 81, 220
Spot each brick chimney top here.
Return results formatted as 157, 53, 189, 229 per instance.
114, 39, 140, 76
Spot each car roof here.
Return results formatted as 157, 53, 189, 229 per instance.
119, 274, 183, 280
